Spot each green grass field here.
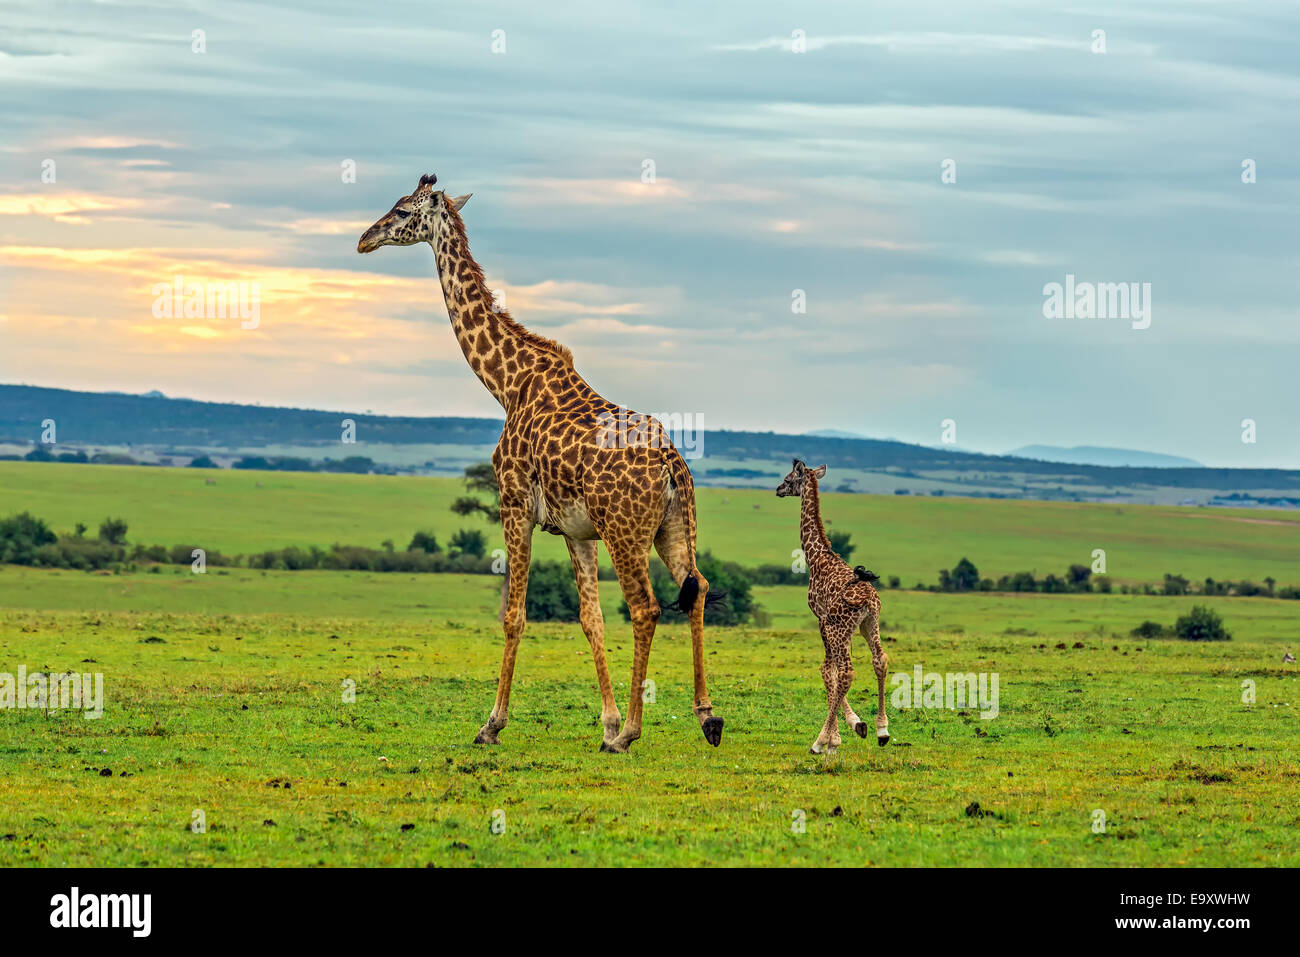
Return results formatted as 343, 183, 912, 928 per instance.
4, 461, 1299, 586
1, 462, 1298, 866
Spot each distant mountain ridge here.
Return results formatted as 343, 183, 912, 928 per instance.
805, 428, 870, 440
1008, 445, 1203, 469
2, 384, 1298, 499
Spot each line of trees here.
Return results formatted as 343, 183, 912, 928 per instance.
15, 447, 387, 474
910, 557, 1299, 600
0, 512, 499, 575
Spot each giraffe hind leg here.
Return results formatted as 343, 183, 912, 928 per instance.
654, 514, 723, 747
811, 654, 842, 754
567, 538, 620, 746
601, 545, 660, 754
840, 661, 868, 739
860, 607, 890, 746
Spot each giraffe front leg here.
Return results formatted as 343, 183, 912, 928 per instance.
811, 657, 841, 754
475, 506, 532, 745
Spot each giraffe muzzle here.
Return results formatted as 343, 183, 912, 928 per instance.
357, 228, 383, 254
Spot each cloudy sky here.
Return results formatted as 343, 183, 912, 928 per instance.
2, 0, 1297, 466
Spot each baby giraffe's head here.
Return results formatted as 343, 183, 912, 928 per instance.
775, 459, 827, 497
357, 173, 472, 254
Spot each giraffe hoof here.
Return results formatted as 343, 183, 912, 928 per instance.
599, 740, 629, 754
854, 722, 869, 739
701, 716, 724, 747
877, 729, 890, 747
473, 728, 500, 745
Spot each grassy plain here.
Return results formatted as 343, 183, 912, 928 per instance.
1, 462, 1297, 866
0, 565, 1296, 866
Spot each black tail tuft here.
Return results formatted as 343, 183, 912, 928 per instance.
854, 566, 881, 585
662, 574, 700, 614
660, 575, 729, 614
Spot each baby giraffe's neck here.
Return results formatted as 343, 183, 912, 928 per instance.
800, 477, 834, 566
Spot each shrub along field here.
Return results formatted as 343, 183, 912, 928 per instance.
0, 461, 1297, 866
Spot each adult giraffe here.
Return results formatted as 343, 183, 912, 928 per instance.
358, 173, 723, 753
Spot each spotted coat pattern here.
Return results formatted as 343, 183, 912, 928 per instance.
359, 175, 722, 753
777, 460, 890, 753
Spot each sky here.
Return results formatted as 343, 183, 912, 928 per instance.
1, 0, 1297, 467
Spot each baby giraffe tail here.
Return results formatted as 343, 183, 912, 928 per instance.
854, 566, 881, 585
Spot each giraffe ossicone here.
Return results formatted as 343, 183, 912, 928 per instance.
358, 174, 723, 753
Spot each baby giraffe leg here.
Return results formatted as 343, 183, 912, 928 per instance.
860, 610, 890, 746
811, 657, 841, 754
840, 661, 870, 739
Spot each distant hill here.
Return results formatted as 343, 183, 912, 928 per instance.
2, 384, 1298, 501
805, 428, 870, 440
1008, 445, 1203, 469
0, 384, 503, 448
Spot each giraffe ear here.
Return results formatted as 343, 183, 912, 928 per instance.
451, 193, 472, 211
811, 464, 827, 479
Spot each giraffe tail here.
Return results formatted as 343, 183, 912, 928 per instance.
661, 575, 728, 614
662, 451, 727, 614
854, 566, 881, 585
663, 575, 700, 613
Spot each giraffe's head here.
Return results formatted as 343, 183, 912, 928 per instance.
775, 459, 827, 497
357, 173, 472, 254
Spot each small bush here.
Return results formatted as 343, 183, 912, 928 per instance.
827, 530, 856, 563
407, 531, 441, 554
1174, 605, 1231, 642
0, 512, 58, 564
448, 528, 487, 558
98, 517, 129, 545
1039, 574, 1067, 594
1130, 620, 1166, 639
524, 560, 581, 622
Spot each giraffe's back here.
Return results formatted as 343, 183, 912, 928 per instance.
504, 377, 681, 544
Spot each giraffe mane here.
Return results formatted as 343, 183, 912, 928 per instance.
804, 473, 835, 555
443, 201, 574, 367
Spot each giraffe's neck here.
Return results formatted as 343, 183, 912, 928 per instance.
800, 477, 834, 566
430, 209, 540, 409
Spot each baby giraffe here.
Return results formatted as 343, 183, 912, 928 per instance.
776, 460, 890, 753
